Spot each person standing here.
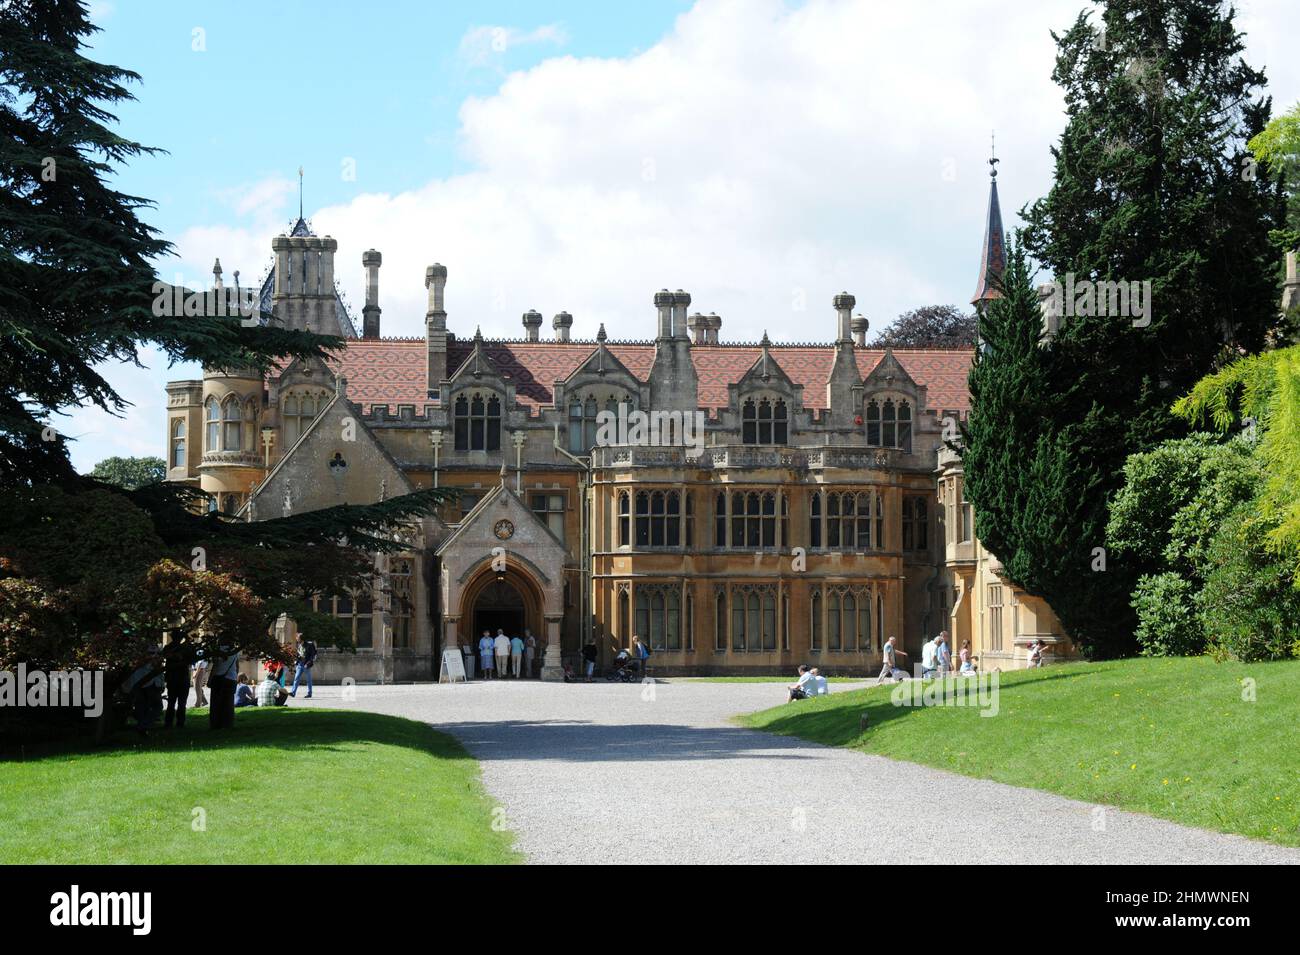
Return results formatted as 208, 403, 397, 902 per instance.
523, 629, 537, 679
936, 631, 952, 676
289, 633, 316, 698
581, 638, 598, 682
207, 643, 239, 730
510, 632, 525, 678
191, 649, 210, 708
494, 629, 511, 678
958, 640, 976, 675
632, 634, 650, 679
162, 631, 194, 728
478, 631, 495, 679
920, 634, 938, 679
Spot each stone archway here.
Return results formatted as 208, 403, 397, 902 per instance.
461, 570, 543, 645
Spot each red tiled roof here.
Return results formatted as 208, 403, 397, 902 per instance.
322, 338, 973, 415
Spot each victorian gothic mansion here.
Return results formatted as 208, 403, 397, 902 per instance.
163, 169, 1070, 681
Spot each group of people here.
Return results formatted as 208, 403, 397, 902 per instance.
787, 665, 832, 701
475, 629, 539, 679
918, 631, 977, 679
579, 635, 651, 681
122, 630, 320, 734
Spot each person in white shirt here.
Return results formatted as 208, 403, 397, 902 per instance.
787, 665, 816, 701
810, 667, 830, 696
494, 630, 511, 678
920, 636, 938, 678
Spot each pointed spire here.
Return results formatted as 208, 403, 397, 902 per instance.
757, 331, 773, 380
596, 323, 607, 343
971, 134, 1005, 306
212, 258, 223, 290
298, 165, 304, 220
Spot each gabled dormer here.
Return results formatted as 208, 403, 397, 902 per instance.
445, 328, 514, 454
553, 324, 646, 455
727, 332, 803, 446
861, 348, 924, 453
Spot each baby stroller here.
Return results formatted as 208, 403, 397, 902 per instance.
605, 650, 642, 683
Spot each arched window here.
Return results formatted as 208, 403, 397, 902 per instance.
635, 584, 681, 651
866, 398, 912, 450
221, 398, 241, 451
741, 397, 790, 445
454, 391, 502, 452
204, 398, 219, 452
171, 418, 186, 468
282, 392, 324, 447
811, 587, 822, 651
618, 491, 630, 546
715, 490, 781, 549
243, 398, 257, 451
569, 392, 631, 453
634, 490, 681, 547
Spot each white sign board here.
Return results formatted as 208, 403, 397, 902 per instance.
439, 648, 467, 683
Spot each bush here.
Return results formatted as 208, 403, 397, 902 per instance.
1199, 507, 1300, 662
1131, 572, 1205, 656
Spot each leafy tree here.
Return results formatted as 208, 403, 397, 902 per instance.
1173, 344, 1300, 582
870, 305, 977, 348
1247, 100, 1300, 254
87, 455, 165, 489
1003, 0, 1283, 655
0, 2, 457, 731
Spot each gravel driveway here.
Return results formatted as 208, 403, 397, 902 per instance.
292, 679, 1299, 865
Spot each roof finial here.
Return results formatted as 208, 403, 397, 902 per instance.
298, 165, 304, 219
989, 130, 999, 180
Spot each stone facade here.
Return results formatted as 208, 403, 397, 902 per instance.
165, 172, 1079, 681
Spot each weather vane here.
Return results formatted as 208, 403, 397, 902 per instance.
297, 165, 304, 219
989, 130, 999, 179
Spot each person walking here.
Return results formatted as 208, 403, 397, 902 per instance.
289, 633, 317, 698
523, 629, 537, 679
876, 636, 907, 684
581, 638, 598, 682
494, 629, 511, 678
510, 632, 525, 678
191, 650, 210, 708
478, 631, 495, 679
207, 643, 239, 730
162, 630, 194, 728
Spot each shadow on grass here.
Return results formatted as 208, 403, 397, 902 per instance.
1, 708, 469, 765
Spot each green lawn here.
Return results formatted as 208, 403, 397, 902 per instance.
677, 676, 863, 683
741, 656, 1300, 846
0, 708, 520, 864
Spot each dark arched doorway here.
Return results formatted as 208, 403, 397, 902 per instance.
472, 578, 526, 639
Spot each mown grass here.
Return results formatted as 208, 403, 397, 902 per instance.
0, 708, 520, 864
741, 656, 1300, 846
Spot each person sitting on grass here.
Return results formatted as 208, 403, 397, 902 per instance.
810, 667, 831, 696
787, 664, 815, 702
257, 672, 289, 707
233, 674, 257, 708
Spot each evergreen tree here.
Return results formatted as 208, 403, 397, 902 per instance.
0, 0, 343, 485
1000, 0, 1282, 655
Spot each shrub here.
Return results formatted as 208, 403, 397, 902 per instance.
1131, 572, 1205, 657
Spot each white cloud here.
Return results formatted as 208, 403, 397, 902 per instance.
70, 0, 1300, 470
458, 23, 568, 70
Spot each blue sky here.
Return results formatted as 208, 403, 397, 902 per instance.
67, 0, 1299, 471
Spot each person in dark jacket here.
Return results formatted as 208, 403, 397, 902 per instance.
162, 630, 195, 728
581, 639, 598, 682
289, 633, 317, 698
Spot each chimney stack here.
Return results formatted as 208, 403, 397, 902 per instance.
362, 249, 382, 339
833, 292, 855, 344
425, 263, 448, 398
707, 313, 721, 343
687, 312, 709, 344
671, 290, 691, 340
851, 314, 868, 347
552, 311, 573, 342
654, 289, 673, 339
522, 309, 543, 341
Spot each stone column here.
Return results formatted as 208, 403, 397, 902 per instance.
541, 614, 564, 681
